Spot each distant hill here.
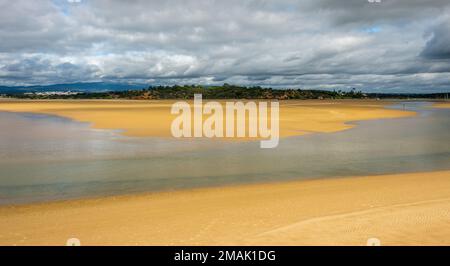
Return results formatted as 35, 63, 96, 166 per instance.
0, 82, 146, 94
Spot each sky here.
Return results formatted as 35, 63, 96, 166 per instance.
0, 0, 450, 92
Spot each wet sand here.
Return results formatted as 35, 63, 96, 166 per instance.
0, 99, 415, 138
0, 170, 449, 246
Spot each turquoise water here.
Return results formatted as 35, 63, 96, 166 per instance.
1, 102, 449, 205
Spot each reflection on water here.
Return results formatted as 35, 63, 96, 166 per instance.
1, 102, 449, 205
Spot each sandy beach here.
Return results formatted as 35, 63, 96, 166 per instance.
0, 170, 449, 246
434, 102, 450, 109
1, 100, 448, 246
0, 99, 415, 138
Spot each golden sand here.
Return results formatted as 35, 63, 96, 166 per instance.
0, 171, 449, 246
0, 100, 441, 246
0, 99, 414, 138
433, 102, 450, 109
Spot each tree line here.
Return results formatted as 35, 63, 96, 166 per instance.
6, 83, 449, 100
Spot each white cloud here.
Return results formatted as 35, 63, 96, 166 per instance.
0, 0, 449, 92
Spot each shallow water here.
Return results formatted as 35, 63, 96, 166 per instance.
0, 102, 449, 205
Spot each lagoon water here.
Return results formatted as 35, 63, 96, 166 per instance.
1, 102, 450, 205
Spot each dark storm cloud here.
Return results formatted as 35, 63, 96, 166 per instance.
0, 56, 100, 84
421, 20, 450, 59
0, 0, 450, 92
311, 0, 450, 25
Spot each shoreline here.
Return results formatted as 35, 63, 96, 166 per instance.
0, 99, 416, 138
1, 170, 449, 246
433, 102, 450, 109
1, 167, 446, 208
